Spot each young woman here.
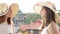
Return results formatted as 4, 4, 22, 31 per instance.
0, 3, 11, 34
33, 2, 60, 34
7, 3, 19, 34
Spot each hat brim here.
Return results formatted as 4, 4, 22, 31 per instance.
0, 3, 8, 16
9, 3, 19, 18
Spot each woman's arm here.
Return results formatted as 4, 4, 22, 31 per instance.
11, 21, 15, 34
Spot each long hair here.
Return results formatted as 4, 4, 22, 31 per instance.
7, 17, 11, 25
0, 15, 5, 24
43, 6, 56, 26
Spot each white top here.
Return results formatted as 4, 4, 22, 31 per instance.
8, 25, 13, 33
0, 22, 9, 34
41, 23, 60, 34
8, 20, 13, 34
41, 27, 48, 34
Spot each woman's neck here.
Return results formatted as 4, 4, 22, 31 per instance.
46, 21, 55, 27
50, 21, 56, 24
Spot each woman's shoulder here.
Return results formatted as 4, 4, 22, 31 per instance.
47, 22, 60, 34
41, 22, 60, 34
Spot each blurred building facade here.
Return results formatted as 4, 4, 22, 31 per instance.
13, 10, 26, 27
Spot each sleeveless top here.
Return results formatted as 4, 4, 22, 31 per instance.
0, 22, 9, 34
8, 25, 13, 33
41, 23, 60, 34
8, 20, 13, 34
41, 27, 48, 34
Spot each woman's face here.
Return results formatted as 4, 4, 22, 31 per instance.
40, 7, 46, 18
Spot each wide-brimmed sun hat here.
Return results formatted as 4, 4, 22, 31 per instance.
33, 2, 60, 23
9, 3, 19, 18
0, 3, 8, 16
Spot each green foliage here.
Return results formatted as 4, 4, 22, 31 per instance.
57, 10, 60, 16
58, 13, 60, 16
24, 13, 41, 24
57, 23, 60, 26
18, 10, 22, 13
57, 10, 60, 26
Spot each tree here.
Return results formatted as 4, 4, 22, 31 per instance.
18, 10, 22, 13
57, 10, 60, 16
24, 13, 41, 24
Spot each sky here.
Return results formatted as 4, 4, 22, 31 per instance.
0, 0, 60, 13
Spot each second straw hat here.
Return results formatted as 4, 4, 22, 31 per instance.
33, 2, 60, 23
9, 3, 19, 18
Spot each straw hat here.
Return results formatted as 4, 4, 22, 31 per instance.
0, 3, 8, 16
9, 3, 19, 18
33, 2, 60, 23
